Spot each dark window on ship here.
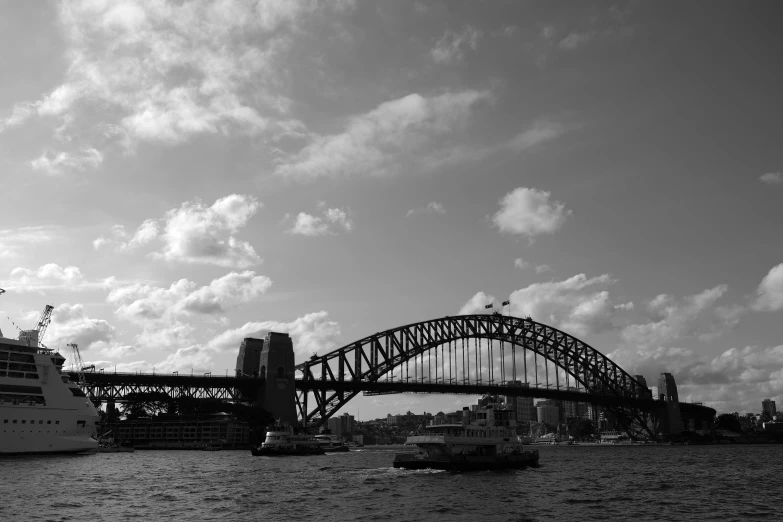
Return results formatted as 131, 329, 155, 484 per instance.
61, 376, 71, 383
13, 420, 17, 424
277, 366, 284, 378
47, 420, 51, 424
39, 420, 43, 424
55, 421, 59, 424
70, 387, 87, 397
21, 420, 26, 424
3, 420, 6, 423
77, 420, 86, 427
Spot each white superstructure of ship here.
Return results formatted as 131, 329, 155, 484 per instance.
1, 295, 99, 455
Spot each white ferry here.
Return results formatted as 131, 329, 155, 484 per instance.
1, 300, 99, 455
251, 422, 325, 456
393, 405, 539, 471
313, 433, 350, 452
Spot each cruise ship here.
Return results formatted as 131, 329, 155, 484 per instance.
1, 300, 99, 455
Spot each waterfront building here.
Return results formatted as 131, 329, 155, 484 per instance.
762, 399, 776, 418
103, 413, 249, 449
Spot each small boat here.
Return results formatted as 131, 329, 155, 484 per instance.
393, 405, 539, 471
314, 434, 350, 452
250, 422, 325, 456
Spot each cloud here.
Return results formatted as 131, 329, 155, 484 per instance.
621, 285, 732, 348
759, 172, 782, 185
274, 89, 492, 181
1, 1, 353, 151
558, 32, 596, 50
753, 263, 783, 312
93, 220, 159, 251
459, 273, 619, 336
287, 206, 354, 236
45, 303, 115, 351
206, 311, 341, 360
506, 121, 566, 152
2, 263, 113, 292
608, 343, 783, 413
513, 258, 553, 274
0, 227, 56, 258
492, 187, 571, 238
30, 148, 103, 174
107, 270, 272, 325
95, 194, 262, 268
406, 202, 446, 217
430, 25, 482, 64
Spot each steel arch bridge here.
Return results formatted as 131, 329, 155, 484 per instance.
295, 313, 653, 432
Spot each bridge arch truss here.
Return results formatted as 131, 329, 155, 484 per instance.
295, 314, 650, 429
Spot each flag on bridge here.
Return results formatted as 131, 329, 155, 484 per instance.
501, 300, 510, 306
484, 303, 494, 309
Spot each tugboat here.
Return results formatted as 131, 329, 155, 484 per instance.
393, 405, 539, 471
313, 433, 350, 452
250, 422, 325, 456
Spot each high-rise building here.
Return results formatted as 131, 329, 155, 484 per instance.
536, 402, 560, 425
340, 413, 354, 434
503, 381, 536, 423
762, 399, 777, 417
327, 417, 342, 438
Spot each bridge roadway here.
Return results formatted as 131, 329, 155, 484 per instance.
69, 371, 715, 419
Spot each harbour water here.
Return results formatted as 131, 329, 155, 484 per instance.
2, 444, 781, 521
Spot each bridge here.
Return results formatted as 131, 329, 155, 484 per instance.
73, 313, 715, 438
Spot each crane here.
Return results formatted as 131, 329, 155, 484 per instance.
36, 305, 54, 343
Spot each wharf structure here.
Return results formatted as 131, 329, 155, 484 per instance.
101, 413, 249, 449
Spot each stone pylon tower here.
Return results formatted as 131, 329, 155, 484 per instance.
257, 331, 297, 425
657, 372, 683, 435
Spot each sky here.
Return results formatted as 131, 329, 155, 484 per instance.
1, 0, 782, 419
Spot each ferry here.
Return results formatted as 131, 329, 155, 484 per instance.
393, 405, 539, 471
314, 433, 350, 452
1, 298, 100, 455
250, 422, 325, 456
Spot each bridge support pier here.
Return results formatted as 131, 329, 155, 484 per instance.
257, 332, 298, 426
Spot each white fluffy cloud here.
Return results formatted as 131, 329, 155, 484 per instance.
492, 187, 571, 238
30, 148, 103, 174
406, 202, 446, 217
2, 1, 350, 150
0, 227, 55, 258
3, 263, 112, 292
459, 273, 621, 337
753, 263, 783, 312
430, 25, 482, 64
206, 311, 341, 360
287, 206, 354, 236
609, 344, 783, 413
622, 285, 735, 348
107, 271, 272, 325
513, 257, 552, 274
759, 172, 782, 185
93, 220, 159, 251
274, 90, 492, 180
95, 194, 262, 268
45, 303, 115, 351
506, 121, 566, 152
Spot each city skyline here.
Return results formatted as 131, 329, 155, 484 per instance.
1, 1, 782, 418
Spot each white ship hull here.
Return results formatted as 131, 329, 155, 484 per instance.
1, 336, 100, 455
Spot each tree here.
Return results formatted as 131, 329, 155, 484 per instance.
716, 413, 742, 433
